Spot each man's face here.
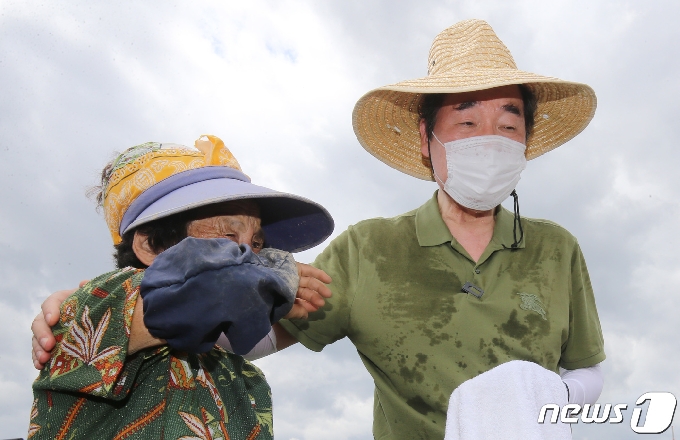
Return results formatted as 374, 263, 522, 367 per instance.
419, 85, 527, 185
186, 200, 265, 253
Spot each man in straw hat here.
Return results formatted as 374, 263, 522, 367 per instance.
28, 135, 334, 439
33, 19, 605, 439
273, 19, 606, 438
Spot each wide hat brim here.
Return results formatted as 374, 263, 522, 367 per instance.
124, 177, 334, 253
353, 18, 598, 181
352, 71, 596, 181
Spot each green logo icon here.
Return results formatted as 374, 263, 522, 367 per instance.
517, 293, 546, 320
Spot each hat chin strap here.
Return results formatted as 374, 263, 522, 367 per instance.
507, 190, 524, 249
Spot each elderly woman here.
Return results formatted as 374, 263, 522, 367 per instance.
28, 135, 333, 439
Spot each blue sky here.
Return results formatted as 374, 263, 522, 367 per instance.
1, 1, 679, 438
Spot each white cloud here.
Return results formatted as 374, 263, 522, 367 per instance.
255, 341, 374, 439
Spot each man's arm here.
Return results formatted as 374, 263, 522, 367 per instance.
560, 363, 604, 405
215, 323, 297, 361
273, 323, 298, 350
216, 263, 331, 358
32, 262, 331, 368
161, 262, 330, 359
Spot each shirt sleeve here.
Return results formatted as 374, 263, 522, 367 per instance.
279, 226, 361, 351
32, 269, 146, 401
559, 242, 606, 369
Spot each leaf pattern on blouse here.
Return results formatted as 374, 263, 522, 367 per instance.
60, 306, 122, 366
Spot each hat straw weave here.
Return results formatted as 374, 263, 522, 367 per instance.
352, 19, 597, 180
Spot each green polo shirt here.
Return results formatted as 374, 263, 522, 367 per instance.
280, 192, 605, 440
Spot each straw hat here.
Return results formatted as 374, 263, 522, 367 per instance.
352, 19, 597, 180
103, 135, 334, 253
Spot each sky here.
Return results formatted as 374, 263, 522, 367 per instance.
1, 0, 679, 438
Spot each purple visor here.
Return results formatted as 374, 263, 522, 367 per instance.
120, 167, 334, 253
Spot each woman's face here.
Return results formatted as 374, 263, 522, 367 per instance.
186, 200, 264, 253
132, 200, 265, 267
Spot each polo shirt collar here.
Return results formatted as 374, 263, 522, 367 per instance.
416, 192, 453, 246
415, 191, 526, 250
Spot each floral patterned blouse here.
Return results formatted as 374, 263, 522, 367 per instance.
30, 268, 273, 440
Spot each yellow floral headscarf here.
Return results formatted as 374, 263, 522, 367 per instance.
103, 135, 241, 244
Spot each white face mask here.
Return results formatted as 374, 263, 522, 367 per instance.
432, 134, 527, 211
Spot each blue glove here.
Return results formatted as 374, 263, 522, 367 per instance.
140, 237, 298, 354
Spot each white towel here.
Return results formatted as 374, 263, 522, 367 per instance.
444, 360, 571, 440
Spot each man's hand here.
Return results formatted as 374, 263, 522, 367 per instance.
32, 279, 165, 368
31, 281, 88, 369
285, 263, 332, 320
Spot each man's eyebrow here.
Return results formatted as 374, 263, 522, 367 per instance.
454, 101, 477, 111
502, 103, 522, 116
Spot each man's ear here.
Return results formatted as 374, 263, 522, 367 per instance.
132, 232, 157, 267
419, 119, 430, 158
